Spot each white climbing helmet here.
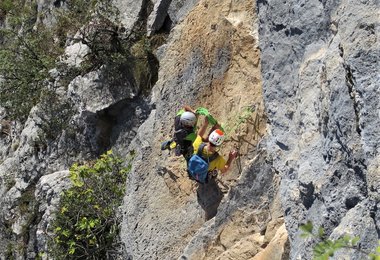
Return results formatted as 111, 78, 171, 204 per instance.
209, 129, 225, 146
180, 111, 197, 127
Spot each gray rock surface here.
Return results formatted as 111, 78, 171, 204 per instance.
0, 0, 378, 258
168, 0, 200, 26
147, 0, 172, 36
62, 42, 90, 68
257, 0, 379, 258
329, 200, 378, 259
35, 0, 58, 27
35, 170, 71, 258
0, 5, 153, 256
119, 110, 205, 259
120, 0, 270, 258
67, 70, 136, 113
180, 149, 285, 259
113, 0, 144, 33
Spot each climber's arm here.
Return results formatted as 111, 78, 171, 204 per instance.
197, 116, 209, 139
183, 105, 196, 114
221, 150, 238, 173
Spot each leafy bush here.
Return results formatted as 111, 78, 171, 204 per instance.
50, 150, 133, 259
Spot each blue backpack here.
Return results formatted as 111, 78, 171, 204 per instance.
188, 143, 219, 183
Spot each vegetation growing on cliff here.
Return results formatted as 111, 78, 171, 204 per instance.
50, 150, 133, 259
0, 0, 60, 121
0, 0, 157, 122
300, 222, 380, 260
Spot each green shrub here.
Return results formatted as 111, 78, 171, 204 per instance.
50, 150, 133, 259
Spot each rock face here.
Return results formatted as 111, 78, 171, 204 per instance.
113, 0, 144, 33
147, 0, 172, 36
0, 0, 378, 259
257, 0, 379, 258
34, 171, 71, 258
120, 0, 379, 258
119, 0, 282, 258
0, 0, 154, 258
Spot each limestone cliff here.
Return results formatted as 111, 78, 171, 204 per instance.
119, 0, 273, 258
0, 0, 378, 259
257, 0, 379, 258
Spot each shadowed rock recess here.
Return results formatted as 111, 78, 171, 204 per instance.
0, 0, 378, 259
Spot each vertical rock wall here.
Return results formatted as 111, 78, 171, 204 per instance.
120, 0, 275, 259
257, 0, 379, 258
0, 0, 156, 258
0, 0, 378, 258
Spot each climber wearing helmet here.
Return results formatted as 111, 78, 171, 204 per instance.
180, 111, 197, 128
186, 116, 237, 220
161, 105, 198, 160
191, 116, 238, 177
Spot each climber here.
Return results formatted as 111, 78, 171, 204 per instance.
188, 116, 238, 183
161, 105, 198, 161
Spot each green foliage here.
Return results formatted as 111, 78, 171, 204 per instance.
222, 105, 255, 138
0, 0, 14, 14
369, 241, 380, 260
54, 0, 97, 43
5, 242, 15, 260
55, 0, 119, 58
313, 235, 358, 260
0, 0, 106, 121
36, 251, 46, 260
50, 150, 133, 259
54, 0, 158, 92
4, 175, 16, 191
300, 221, 314, 237
36, 90, 75, 141
300, 221, 379, 260
0, 1, 62, 121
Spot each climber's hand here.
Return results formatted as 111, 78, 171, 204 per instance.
229, 150, 238, 159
